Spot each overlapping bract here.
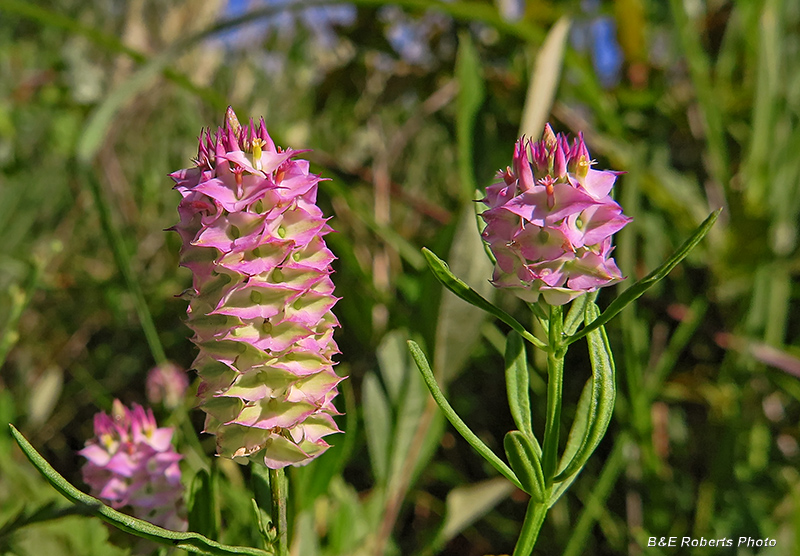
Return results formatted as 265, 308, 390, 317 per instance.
171, 108, 341, 469
79, 400, 185, 530
481, 125, 631, 305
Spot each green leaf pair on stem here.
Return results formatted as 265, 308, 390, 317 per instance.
409, 209, 720, 554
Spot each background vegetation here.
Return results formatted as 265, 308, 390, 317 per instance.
1, 0, 799, 554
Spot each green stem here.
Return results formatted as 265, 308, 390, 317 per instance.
513, 498, 548, 556
269, 468, 288, 556
541, 305, 565, 484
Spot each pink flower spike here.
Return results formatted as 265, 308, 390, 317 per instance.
170, 108, 342, 469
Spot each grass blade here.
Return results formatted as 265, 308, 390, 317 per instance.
80, 165, 167, 364
518, 16, 571, 139
455, 31, 485, 202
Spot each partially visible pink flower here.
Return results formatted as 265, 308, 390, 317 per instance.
146, 362, 189, 409
481, 125, 631, 305
79, 400, 186, 530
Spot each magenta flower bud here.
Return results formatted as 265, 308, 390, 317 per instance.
542, 123, 558, 150
481, 125, 631, 305
79, 400, 186, 530
553, 143, 567, 180
170, 108, 342, 469
513, 139, 535, 192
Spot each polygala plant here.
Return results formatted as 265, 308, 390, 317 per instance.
7, 114, 717, 556
409, 124, 720, 555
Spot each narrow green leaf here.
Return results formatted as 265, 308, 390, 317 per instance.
406, 341, 524, 491
540, 305, 564, 483
188, 469, 220, 540
250, 499, 274, 548
422, 248, 547, 351
566, 208, 721, 346
8, 425, 273, 556
504, 432, 546, 502
555, 378, 593, 478
554, 303, 616, 482
504, 332, 536, 443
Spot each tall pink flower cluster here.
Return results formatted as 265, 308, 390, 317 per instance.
170, 108, 341, 469
79, 400, 185, 530
481, 125, 631, 305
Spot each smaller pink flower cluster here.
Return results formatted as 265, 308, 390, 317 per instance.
79, 400, 186, 530
481, 125, 631, 305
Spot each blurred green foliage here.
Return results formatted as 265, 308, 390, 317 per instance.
1, 0, 799, 554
